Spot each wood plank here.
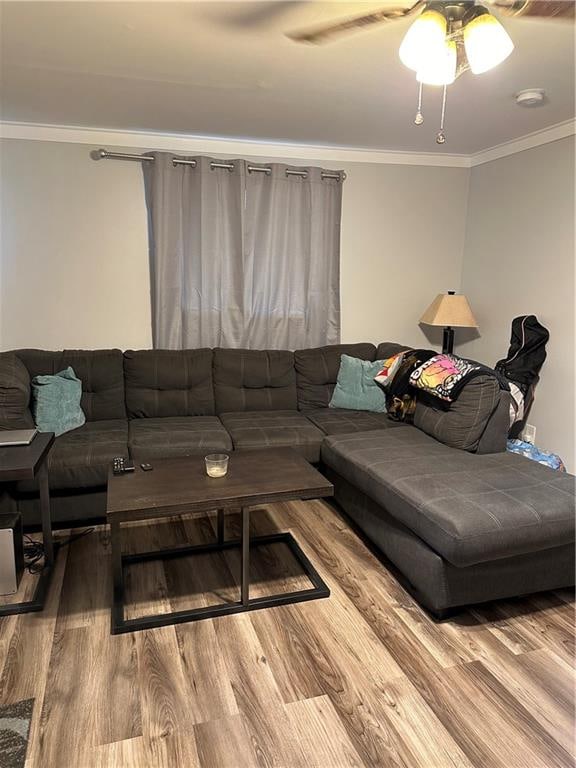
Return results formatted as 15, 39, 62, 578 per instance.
92, 729, 200, 768
194, 714, 262, 768
27, 625, 95, 767
283, 695, 365, 768
123, 519, 179, 620
414, 660, 573, 768
91, 623, 142, 747
470, 603, 544, 655
136, 625, 198, 740
0, 538, 68, 706
480, 647, 575, 756
56, 527, 109, 630
175, 621, 239, 724
473, 598, 574, 663
375, 678, 473, 768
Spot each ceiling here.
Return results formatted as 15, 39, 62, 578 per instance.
1, 1, 574, 155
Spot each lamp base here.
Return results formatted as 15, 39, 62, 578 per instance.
442, 327, 454, 355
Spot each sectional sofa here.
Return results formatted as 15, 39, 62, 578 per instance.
1, 343, 574, 616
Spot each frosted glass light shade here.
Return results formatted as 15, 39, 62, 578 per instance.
420, 293, 478, 328
399, 10, 447, 72
417, 39, 457, 86
464, 10, 514, 74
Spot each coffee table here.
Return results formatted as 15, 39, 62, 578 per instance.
106, 448, 333, 634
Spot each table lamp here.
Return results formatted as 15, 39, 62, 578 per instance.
419, 291, 478, 354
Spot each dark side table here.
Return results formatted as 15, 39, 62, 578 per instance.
0, 432, 58, 615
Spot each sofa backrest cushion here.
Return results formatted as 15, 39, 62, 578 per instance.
214, 349, 297, 413
475, 390, 512, 454
376, 342, 412, 359
414, 374, 504, 453
0, 352, 35, 430
124, 349, 215, 418
295, 343, 376, 410
14, 349, 125, 421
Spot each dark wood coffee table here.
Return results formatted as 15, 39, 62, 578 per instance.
106, 448, 333, 634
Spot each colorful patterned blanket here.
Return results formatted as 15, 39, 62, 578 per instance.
374, 350, 508, 418
409, 354, 482, 403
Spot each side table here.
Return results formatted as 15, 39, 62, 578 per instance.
0, 432, 58, 615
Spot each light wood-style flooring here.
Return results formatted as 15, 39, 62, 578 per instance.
0, 499, 574, 768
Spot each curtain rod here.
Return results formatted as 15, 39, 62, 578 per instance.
90, 148, 346, 181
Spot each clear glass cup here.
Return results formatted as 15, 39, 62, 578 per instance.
205, 453, 229, 478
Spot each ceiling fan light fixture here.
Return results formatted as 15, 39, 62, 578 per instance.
463, 7, 514, 75
416, 39, 457, 86
399, 9, 447, 72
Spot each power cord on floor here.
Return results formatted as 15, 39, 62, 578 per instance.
23, 527, 95, 574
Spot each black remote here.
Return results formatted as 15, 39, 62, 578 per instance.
140, 463, 153, 471
112, 457, 135, 475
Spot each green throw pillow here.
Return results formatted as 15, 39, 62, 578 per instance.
32, 366, 86, 437
329, 355, 387, 413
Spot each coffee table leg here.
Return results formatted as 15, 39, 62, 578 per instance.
111, 517, 124, 631
217, 509, 225, 544
241, 507, 250, 605
38, 463, 54, 566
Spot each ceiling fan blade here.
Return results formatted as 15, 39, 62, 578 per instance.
487, 1, 575, 21
287, 1, 425, 44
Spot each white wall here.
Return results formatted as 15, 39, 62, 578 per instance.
458, 137, 575, 471
1, 135, 574, 468
0, 138, 469, 351
0, 140, 151, 350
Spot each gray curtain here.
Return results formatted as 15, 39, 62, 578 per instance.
143, 153, 342, 349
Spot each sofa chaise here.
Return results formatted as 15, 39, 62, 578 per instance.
1, 342, 573, 616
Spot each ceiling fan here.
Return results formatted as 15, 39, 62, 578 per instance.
287, 1, 574, 144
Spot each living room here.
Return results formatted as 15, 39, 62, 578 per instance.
0, 1, 574, 767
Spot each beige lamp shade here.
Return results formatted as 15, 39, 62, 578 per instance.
420, 293, 479, 328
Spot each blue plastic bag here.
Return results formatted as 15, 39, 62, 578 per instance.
507, 439, 566, 471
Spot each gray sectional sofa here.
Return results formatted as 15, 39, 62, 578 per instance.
1, 342, 574, 616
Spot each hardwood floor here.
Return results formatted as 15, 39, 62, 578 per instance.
0, 499, 574, 768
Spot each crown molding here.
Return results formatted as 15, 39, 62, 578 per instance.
0, 119, 574, 168
0, 122, 470, 168
470, 118, 576, 166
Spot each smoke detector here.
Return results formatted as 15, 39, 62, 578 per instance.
515, 89, 546, 107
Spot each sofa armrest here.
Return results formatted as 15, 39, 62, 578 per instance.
475, 390, 511, 454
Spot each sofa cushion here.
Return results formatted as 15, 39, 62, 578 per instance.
17, 419, 128, 492
220, 411, 324, 462
129, 416, 232, 461
414, 374, 501, 452
0, 352, 34, 430
214, 349, 297, 413
321, 427, 575, 567
306, 408, 406, 436
295, 343, 376, 410
329, 355, 388, 413
14, 349, 125, 421
376, 342, 412, 360
124, 349, 215, 418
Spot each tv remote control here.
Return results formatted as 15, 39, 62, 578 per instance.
112, 457, 135, 475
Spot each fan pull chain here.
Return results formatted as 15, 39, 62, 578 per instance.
414, 81, 424, 125
436, 85, 448, 144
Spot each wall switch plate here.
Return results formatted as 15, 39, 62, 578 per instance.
521, 424, 537, 445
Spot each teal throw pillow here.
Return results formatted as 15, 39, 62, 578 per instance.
32, 366, 86, 437
329, 355, 387, 413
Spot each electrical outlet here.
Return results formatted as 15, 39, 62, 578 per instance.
521, 424, 537, 445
